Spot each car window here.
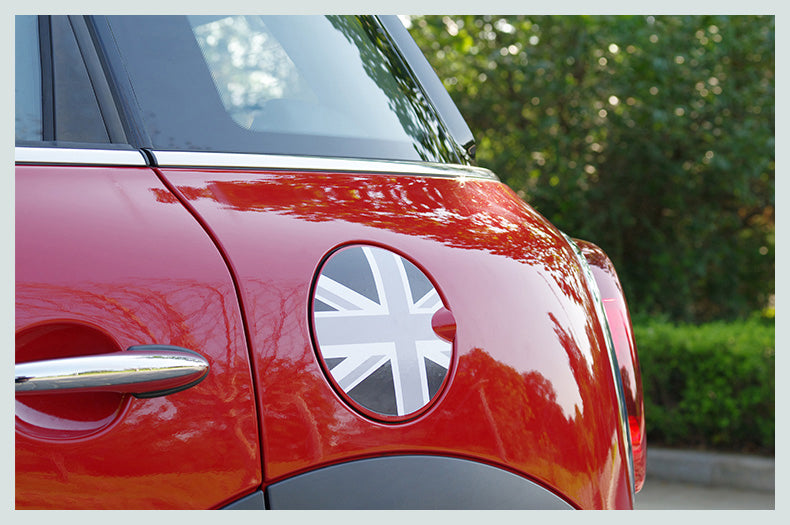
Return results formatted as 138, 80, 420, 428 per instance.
104, 15, 463, 163
189, 16, 317, 132
15, 16, 42, 142
15, 16, 117, 145
190, 16, 428, 143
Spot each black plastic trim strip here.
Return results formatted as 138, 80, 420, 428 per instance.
221, 490, 266, 510
68, 15, 127, 143
378, 16, 476, 161
265, 455, 575, 509
85, 16, 152, 148
38, 16, 55, 142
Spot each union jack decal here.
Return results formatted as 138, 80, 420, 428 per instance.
312, 245, 452, 417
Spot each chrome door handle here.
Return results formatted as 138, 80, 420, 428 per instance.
15, 345, 210, 398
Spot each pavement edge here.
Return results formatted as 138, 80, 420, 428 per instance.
646, 447, 774, 493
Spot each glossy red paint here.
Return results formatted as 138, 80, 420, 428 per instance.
431, 307, 457, 343
159, 167, 634, 509
15, 164, 261, 509
576, 240, 646, 493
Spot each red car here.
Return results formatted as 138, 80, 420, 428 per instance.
15, 15, 645, 509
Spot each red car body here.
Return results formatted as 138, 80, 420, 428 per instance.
15, 15, 645, 509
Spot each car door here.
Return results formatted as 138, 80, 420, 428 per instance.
14, 16, 261, 509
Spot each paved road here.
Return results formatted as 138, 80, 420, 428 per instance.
634, 478, 775, 510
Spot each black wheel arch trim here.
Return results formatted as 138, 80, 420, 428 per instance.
222, 490, 266, 510
262, 455, 575, 509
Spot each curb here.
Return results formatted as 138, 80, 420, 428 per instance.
646, 447, 774, 493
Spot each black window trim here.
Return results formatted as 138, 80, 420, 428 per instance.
37, 15, 54, 142
85, 15, 152, 148
377, 16, 477, 162
17, 15, 138, 149
67, 15, 127, 144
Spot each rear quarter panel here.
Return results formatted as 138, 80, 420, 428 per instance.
159, 167, 633, 509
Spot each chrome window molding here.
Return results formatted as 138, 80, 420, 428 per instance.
151, 151, 499, 181
15, 146, 147, 166
14, 146, 500, 181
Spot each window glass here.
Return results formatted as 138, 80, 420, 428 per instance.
190, 16, 428, 143
106, 15, 463, 163
190, 16, 315, 131
51, 16, 110, 143
15, 15, 42, 142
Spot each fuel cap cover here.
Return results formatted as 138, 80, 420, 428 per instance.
311, 245, 454, 421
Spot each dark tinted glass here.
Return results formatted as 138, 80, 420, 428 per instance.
51, 16, 110, 143
15, 16, 42, 142
104, 15, 463, 163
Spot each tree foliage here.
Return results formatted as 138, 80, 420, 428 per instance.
408, 15, 774, 322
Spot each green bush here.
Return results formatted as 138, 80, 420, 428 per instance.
634, 316, 774, 454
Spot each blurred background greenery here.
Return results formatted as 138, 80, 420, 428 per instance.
406, 15, 774, 454
407, 15, 774, 323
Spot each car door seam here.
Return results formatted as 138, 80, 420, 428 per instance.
150, 166, 268, 488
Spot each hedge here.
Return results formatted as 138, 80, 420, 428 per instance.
633, 316, 774, 455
